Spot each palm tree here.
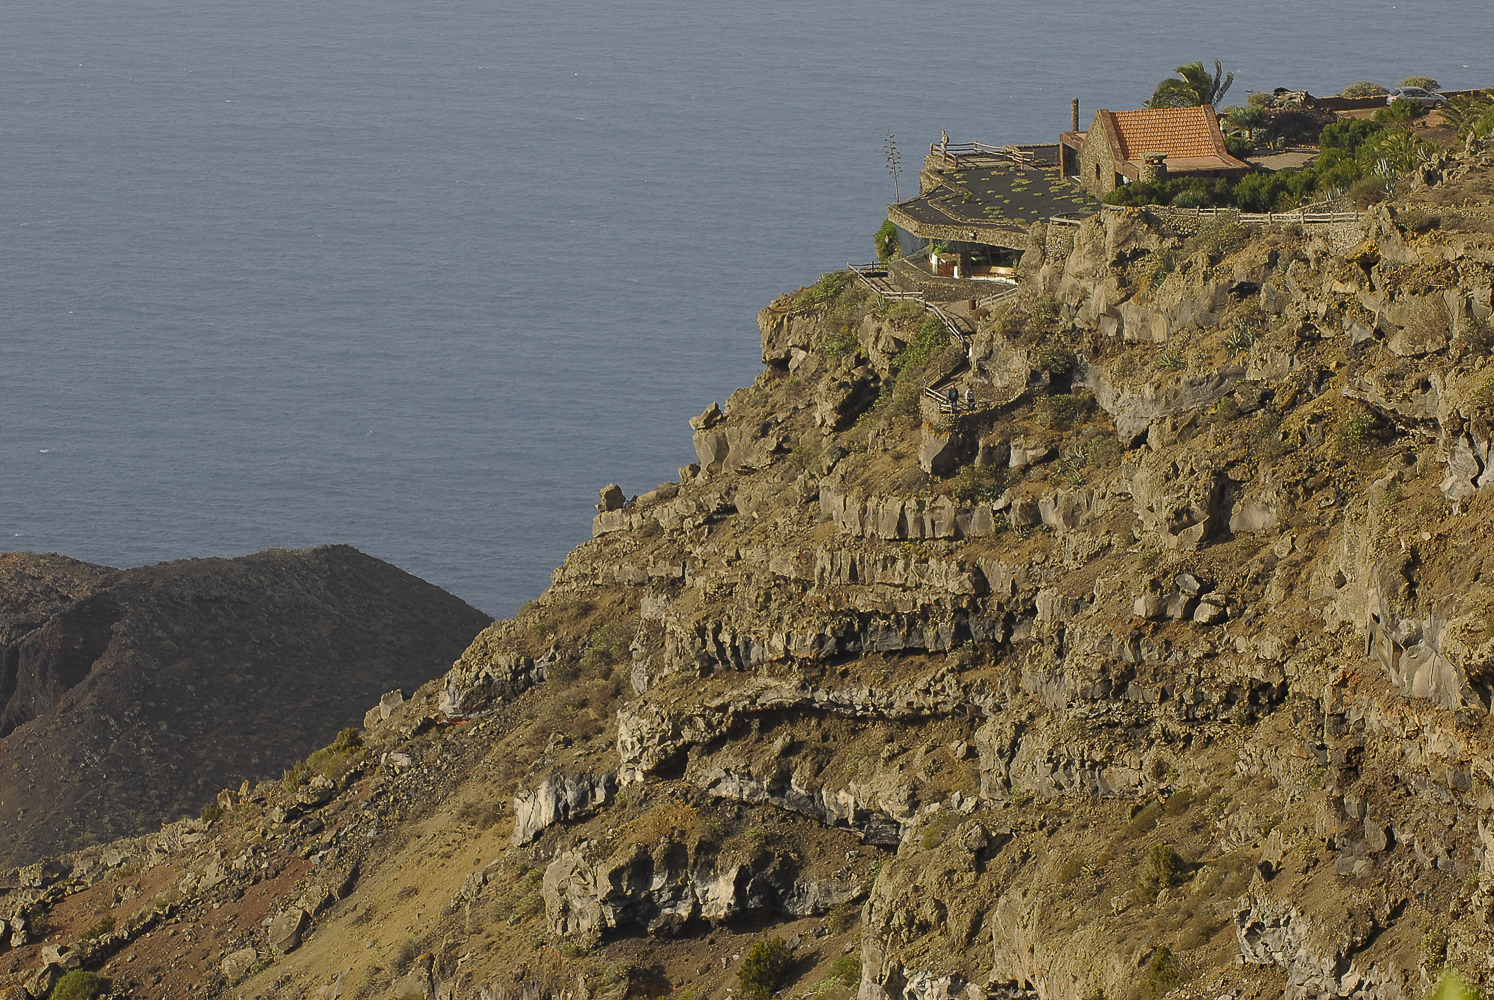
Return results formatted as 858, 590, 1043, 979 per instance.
1147, 60, 1234, 109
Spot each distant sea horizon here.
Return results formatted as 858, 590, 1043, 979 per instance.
3, 0, 1489, 616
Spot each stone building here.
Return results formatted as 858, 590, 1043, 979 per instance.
1059, 105, 1250, 200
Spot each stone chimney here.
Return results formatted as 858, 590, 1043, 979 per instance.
1139, 153, 1168, 183
1071, 98, 1080, 132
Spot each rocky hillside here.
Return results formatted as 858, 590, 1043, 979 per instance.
5, 142, 1494, 1000
0, 545, 490, 870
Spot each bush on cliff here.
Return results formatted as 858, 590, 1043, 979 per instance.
738, 936, 793, 999
796, 270, 852, 306
283, 726, 364, 789
875, 219, 900, 262
49, 971, 105, 1000
1339, 81, 1388, 98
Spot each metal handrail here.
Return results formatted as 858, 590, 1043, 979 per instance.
844, 263, 971, 348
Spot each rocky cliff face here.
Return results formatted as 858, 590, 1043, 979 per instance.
5, 145, 1494, 1000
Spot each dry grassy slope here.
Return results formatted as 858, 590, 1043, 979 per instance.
0, 545, 491, 871
8, 144, 1494, 1000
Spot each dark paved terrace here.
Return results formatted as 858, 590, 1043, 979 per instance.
891, 154, 1100, 246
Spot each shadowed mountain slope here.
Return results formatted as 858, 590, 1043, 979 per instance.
0, 545, 489, 869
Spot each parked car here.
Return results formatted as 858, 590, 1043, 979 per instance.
1386, 86, 1447, 108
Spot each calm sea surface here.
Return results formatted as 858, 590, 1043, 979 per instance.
2, 0, 1488, 616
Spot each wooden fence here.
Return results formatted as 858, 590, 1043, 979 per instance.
845, 262, 970, 348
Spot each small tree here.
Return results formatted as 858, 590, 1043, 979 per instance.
1340, 81, 1388, 98
738, 936, 793, 999
1399, 76, 1440, 91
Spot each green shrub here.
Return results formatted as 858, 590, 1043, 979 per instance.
1225, 134, 1254, 159
797, 271, 853, 307
1421, 927, 1449, 969
49, 972, 105, 1000
1031, 342, 1076, 375
1348, 175, 1392, 209
738, 936, 793, 999
1136, 844, 1186, 902
1321, 118, 1387, 153
601, 962, 635, 990
1400, 76, 1440, 91
1056, 439, 1101, 486
1229, 119, 1391, 211
919, 811, 960, 850
875, 219, 900, 263
893, 317, 949, 374
1337, 405, 1382, 458
826, 900, 860, 935
1431, 971, 1486, 1000
952, 464, 1004, 503
1157, 347, 1186, 370
1186, 217, 1251, 260
1142, 946, 1182, 1000
1104, 177, 1231, 208
825, 325, 860, 357
831, 953, 861, 987
1121, 802, 1163, 840
1472, 375, 1494, 412
1368, 128, 1436, 173
1339, 81, 1388, 98
81, 914, 115, 940
1374, 99, 1430, 125
198, 801, 225, 823
1036, 393, 1094, 430
578, 616, 636, 675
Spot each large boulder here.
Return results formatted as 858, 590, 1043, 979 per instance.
221, 947, 259, 982
512, 772, 616, 845
268, 907, 308, 955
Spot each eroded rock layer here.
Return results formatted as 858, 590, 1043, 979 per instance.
6, 142, 1494, 1000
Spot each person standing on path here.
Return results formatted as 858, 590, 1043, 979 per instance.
947, 386, 959, 413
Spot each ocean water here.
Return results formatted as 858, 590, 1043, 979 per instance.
2, 0, 1488, 617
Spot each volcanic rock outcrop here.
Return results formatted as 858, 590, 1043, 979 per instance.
5, 142, 1494, 1000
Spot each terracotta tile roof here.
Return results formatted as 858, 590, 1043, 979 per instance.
1106, 106, 1228, 159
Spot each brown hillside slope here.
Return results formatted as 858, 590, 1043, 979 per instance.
6, 143, 1494, 1000
0, 545, 490, 870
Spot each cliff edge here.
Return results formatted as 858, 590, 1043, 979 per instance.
5, 142, 1494, 1000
